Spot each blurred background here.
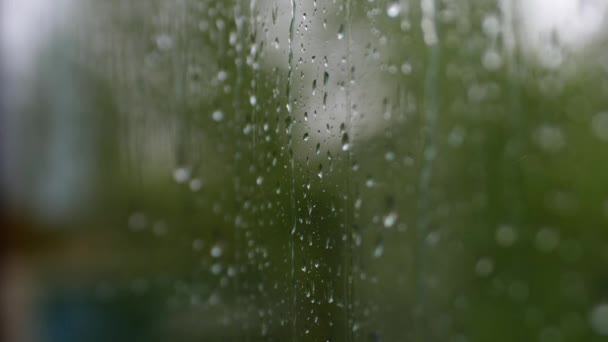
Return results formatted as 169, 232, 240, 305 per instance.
2, 0, 608, 341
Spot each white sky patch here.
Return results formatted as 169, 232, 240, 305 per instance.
1, 0, 75, 77
516, 0, 608, 65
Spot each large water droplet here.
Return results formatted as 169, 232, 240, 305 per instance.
342, 133, 350, 151
337, 24, 344, 40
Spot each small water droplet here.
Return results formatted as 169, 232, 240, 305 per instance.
482, 49, 502, 71
475, 257, 494, 277
535, 227, 560, 253
383, 212, 397, 228
128, 212, 146, 232
482, 15, 501, 38
591, 304, 608, 336
365, 175, 375, 188
210, 245, 223, 258
592, 112, 608, 141
155, 34, 174, 50
192, 239, 204, 251
212, 110, 224, 122
173, 167, 191, 183
217, 70, 228, 81
373, 239, 384, 258
256, 176, 264, 185
323, 71, 329, 86
495, 224, 517, 247
535, 125, 565, 153
210, 263, 222, 275
400, 62, 412, 75
189, 178, 202, 191
386, 3, 401, 18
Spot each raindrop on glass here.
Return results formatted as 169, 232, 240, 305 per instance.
210, 245, 223, 258
475, 257, 494, 277
386, 3, 401, 18
212, 110, 224, 122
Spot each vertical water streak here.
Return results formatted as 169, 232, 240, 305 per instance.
343, 0, 354, 340
415, 0, 440, 340
286, 0, 298, 340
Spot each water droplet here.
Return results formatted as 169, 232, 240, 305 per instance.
592, 112, 608, 141
535, 227, 560, 253
383, 212, 397, 228
303, 133, 309, 142
365, 175, 375, 188
189, 178, 202, 191
210, 263, 222, 275
400, 62, 412, 75
210, 245, 223, 258
386, 3, 401, 18
192, 239, 204, 251
323, 71, 329, 86
482, 15, 501, 38
591, 304, 608, 336
342, 133, 350, 151
337, 24, 344, 40
152, 221, 167, 236
128, 212, 146, 232
212, 110, 224, 122
475, 257, 494, 277
250, 95, 257, 106
256, 176, 264, 185
495, 224, 517, 247
482, 49, 502, 71
373, 239, 384, 257
155, 34, 174, 50
173, 167, 191, 183
535, 125, 565, 152
217, 70, 227, 81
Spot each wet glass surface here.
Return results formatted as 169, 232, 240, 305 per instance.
3, 0, 608, 341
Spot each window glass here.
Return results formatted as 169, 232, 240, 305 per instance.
2, 0, 608, 341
